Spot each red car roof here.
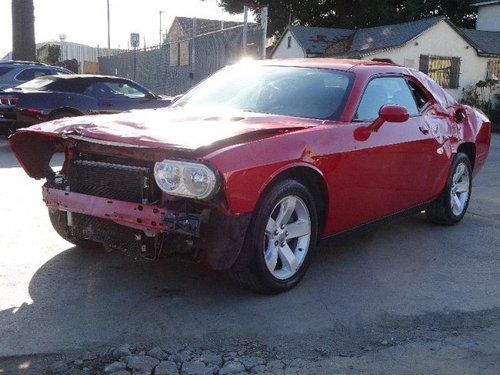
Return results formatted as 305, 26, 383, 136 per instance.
261, 58, 395, 71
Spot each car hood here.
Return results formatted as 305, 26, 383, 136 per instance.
14, 107, 321, 151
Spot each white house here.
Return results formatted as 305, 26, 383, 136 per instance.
272, 16, 500, 100
472, 0, 500, 31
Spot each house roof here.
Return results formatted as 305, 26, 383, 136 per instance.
458, 28, 500, 56
277, 16, 500, 58
348, 16, 446, 54
279, 17, 447, 58
288, 26, 354, 55
470, 0, 500, 6
173, 16, 248, 37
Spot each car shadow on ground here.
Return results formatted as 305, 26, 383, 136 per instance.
2, 209, 500, 374
0, 213, 450, 353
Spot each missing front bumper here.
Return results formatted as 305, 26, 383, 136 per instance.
42, 186, 201, 236
42, 186, 251, 269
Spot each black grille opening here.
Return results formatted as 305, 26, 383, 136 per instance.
72, 213, 142, 255
68, 160, 158, 203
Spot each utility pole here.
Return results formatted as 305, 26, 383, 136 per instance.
242, 5, 248, 55
107, 0, 111, 49
261, 6, 268, 60
159, 10, 164, 46
190, 18, 197, 87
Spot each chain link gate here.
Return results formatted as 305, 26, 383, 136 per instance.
98, 25, 264, 96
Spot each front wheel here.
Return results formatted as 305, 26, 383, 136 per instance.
426, 152, 472, 225
229, 179, 318, 294
48, 208, 101, 249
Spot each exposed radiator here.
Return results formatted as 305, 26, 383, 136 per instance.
67, 160, 156, 203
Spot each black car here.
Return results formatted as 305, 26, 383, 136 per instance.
0, 75, 172, 134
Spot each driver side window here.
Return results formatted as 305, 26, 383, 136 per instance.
355, 76, 419, 121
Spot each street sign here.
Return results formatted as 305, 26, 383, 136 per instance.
130, 33, 140, 48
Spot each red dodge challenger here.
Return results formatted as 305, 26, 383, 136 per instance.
9, 59, 491, 293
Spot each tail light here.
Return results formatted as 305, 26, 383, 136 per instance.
0, 97, 18, 106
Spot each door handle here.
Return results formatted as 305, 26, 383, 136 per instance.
419, 126, 429, 135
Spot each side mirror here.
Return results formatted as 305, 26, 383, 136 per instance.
354, 105, 409, 141
378, 104, 409, 123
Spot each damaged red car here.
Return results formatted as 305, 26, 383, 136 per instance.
10, 59, 491, 293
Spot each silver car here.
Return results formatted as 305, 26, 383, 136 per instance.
0, 60, 72, 91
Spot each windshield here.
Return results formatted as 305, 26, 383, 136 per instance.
174, 65, 354, 120
17, 77, 57, 90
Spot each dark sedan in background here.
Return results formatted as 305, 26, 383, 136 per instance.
0, 75, 172, 134
0, 60, 72, 91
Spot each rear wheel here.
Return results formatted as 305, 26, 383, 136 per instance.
229, 179, 318, 293
426, 152, 472, 225
48, 208, 101, 249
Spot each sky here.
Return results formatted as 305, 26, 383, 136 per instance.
1, 0, 251, 58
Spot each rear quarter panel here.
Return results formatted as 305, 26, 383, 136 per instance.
461, 106, 491, 176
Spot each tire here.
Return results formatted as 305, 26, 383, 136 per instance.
48, 208, 101, 249
426, 152, 472, 225
48, 111, 79, 121
229, 179, 319, 294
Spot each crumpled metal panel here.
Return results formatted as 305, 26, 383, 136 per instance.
10, 108, 318, 151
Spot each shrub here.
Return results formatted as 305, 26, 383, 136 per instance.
461, 79, 499, 131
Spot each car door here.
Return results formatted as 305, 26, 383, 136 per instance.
406, 77, 457, 197
331, 75, 444, 231
87, 81, 157, 113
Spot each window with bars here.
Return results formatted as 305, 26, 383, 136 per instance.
419, 55, 461, 89
487, 60, 500, 79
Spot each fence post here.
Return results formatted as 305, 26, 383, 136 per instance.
133, 47, 137, 81
191, 18, 197, 87
242, 5, 248, 56
261, 6, 268, 60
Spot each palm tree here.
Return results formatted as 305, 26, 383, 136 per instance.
11, 0, 36, 61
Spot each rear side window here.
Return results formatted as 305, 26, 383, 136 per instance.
408, 80, 431, 110
47, 79, 91, 93
51, 69, 65, 75
0, 67, 14, 77
355, 76, 419, 121
16, 68, 53, 82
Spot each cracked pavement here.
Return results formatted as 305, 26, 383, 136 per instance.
0, 134, 499, 374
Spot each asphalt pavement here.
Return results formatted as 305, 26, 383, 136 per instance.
0, 135, 499, 374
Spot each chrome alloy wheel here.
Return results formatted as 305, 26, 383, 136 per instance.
263, 195, 312, 280
450, 162, 470, 216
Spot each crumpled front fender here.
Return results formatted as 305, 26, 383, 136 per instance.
9, 131, 63, 179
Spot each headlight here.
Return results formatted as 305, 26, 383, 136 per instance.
154, 160, 218, 199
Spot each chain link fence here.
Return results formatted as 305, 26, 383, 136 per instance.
98, 25, 264, 96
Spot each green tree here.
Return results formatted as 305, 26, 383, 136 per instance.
11, 0, 36, 61
37, 44, 61, 65
214, 0, 477, 36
